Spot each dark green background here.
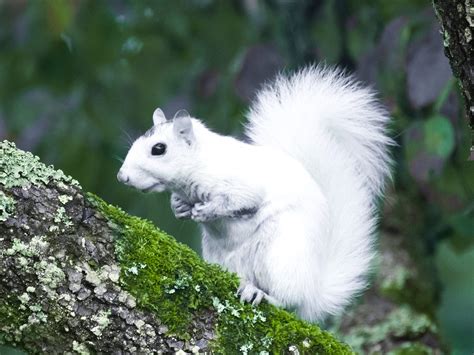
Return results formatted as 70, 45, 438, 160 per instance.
0, 1, 472, 354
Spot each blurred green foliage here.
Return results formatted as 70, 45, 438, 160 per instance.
0, 0, 472, 353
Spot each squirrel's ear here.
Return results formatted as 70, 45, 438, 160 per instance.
173, 110, 194, 145
153, 108, 166, 125
173, 109, 189, 120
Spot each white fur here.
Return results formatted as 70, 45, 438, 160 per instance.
118, 66, 393, 322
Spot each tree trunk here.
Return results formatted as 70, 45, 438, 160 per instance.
433, 0, 474, 144
0, 140, 444, 353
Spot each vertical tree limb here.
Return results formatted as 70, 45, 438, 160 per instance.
433, 0, 474, 146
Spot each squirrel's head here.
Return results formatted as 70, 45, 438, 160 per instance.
117, 108, 196, 193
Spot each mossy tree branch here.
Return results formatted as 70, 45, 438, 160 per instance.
0, 140, 350, 353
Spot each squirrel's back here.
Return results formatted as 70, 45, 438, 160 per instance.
245, 66, 393, 320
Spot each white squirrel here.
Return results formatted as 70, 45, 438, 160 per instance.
117, 66, 393, 322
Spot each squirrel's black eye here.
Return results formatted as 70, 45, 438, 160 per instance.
151, 143, 167, 156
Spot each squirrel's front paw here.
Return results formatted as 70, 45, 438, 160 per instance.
170, 194, 193, 219
191, 202, 218, 222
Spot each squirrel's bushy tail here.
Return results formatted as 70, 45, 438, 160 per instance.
245, 66, 393, 200
245, 66, 393, 320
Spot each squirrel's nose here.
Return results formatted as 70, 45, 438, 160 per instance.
117, 170, 130, 184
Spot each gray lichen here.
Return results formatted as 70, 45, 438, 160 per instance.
91, 310, 111, 337
465, 27, 472, 42
72, 340, 90, 355
0, 140, 80, 189
466, 0, 474, 26
58, 194, 73, 205
0, 191, 16, 222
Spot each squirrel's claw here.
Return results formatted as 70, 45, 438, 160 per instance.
252, 290, 264, 306
237, 282, 270, 307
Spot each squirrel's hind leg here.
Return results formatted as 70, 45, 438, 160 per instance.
237, 281, 281, 307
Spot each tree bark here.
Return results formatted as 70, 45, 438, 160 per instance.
433, 0, 474, 145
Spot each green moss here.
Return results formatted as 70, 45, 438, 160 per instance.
0, 140, 80, 189
0, 296, 30, 345
0, 294, 70, 351
89, 193, 352, 354
0, 191, 16, 222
